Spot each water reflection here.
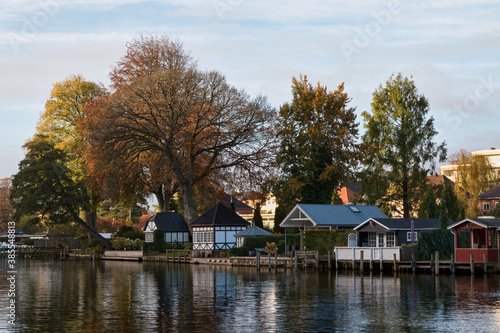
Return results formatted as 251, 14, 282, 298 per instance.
2, 259, 500, 332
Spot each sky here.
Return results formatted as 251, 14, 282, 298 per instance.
1, 0, 499, 180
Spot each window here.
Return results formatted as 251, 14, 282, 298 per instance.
407, 231, 418, 242
368, 232, 376, 247
145, 232, 153, 243
483, 202, 491, 212
496, 202, 499, 208
378, 233, 384, 247
386, 232, 395, 247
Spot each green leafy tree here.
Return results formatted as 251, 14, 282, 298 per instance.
36, 75, 104, 233
0, 178, 14, 233
360, 73, 446, 218
273, 75, 363, 225
9, 135, 110, 248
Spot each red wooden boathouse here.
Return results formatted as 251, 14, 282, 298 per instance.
448, 218, 500, 263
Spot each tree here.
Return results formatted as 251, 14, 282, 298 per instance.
36, 75, 105, 234
9, 135, 110, 248
0, 178, 14, 233
273, 76, 363, 224
360, 73, 446, 218
253, 201, 263, 228
418, 186, 438, 218
451, 150, 500, 217
439, 196, 449, 229
84, 35, 275, 223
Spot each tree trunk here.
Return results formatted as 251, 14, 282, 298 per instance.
403, 176, 409, 218
180, 182, 196, 224
73, 210, 110, 249
154, 184, 171, 212
85, 210, 98, 240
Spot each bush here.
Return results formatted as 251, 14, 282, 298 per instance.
115, 226, 144, 240
111, 237, 144, 250
417, 229, 454, 260
84, 240, 105, 254
303, 229, 353, 254
228, 234, 300, 256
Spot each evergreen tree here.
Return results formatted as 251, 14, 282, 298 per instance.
253, 202, 264, 229
439, 196, 449, 229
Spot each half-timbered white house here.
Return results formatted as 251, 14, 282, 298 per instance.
143, 212, 190, 244
190, 201, 250, 252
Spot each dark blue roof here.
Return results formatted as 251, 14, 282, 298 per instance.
145, 212, 189, 232
355, 218, 454, 231
189, 202, 251, 227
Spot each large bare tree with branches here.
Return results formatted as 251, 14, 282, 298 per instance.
84, 35, 275, 223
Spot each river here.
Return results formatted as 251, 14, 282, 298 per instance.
1, 258, 500, 332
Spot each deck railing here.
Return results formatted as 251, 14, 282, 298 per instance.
335, 247, 401, 261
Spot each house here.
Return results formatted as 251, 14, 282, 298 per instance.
338, 181, 361, 204
190, 201, 250, 252
143, 212, 190, 244
478, 184, 500, 216
220, 193, 254, 215
354, 218, 453, 247
448, 218, 500, 263
240, 192, 278, 230
234, 224, 274, 247
440, 148, 500, 182
279, 204, 388, 230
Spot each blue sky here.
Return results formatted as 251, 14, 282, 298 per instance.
1, 0, 500, 179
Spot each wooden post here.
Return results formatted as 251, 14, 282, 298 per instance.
360, 251, 364, 274
470, 254, 474, 275
256, 251, 261, 271
328, 250, 331, 270
335, 248, 339, 270
268, 253, 272, 270
451, 253, 455, 274
411, 253, 416, 274
370, 248, 373, 272
430, 253, 434, 273
483, 253, 487, 273
379, 248, 383, 271
295, 252, 298, 269
315, 251, 319, 269
352, 248, 356, 271
393, 253, 397, 273
435, 251, 440, 275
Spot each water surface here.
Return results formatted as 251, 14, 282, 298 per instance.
1, 258, 500, 332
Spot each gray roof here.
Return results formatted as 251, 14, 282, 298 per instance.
234, 225, 274, 237
355, 218, 453, 231
280, 204, 387, 228
479, 185, 500, 199
448, 218, 500, 230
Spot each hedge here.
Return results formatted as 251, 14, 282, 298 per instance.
416, 229, 454, 260
303, 229, 353, 255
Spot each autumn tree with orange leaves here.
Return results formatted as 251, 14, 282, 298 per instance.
83, 35, 276, 223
